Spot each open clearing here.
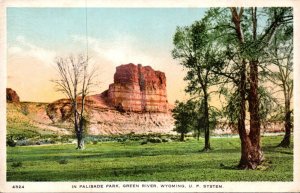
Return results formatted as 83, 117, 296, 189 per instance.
7, 135, 293, 181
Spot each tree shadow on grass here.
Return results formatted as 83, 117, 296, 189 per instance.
8, 148, 208, 162
7, 159, 226, 181
262, 145, 293, 155
207, 148, 239, 154
219, 163, 239, 170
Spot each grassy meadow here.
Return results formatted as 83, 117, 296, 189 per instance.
7, 135, 293, 181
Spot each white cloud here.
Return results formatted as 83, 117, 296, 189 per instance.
8, 34, 166, 70
71, 34, 161, 68
8, 35, 56, 67
8, 46, 22, 55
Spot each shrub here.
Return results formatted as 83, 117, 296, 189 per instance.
170, 136, 180, 141
58, 159, 68, 164
117, 138, 126, 142
140, 140, 148, 145
17, 139, 30, 146
7, 136, 16, 147
12, 161, 22, 168
92, 141, 98, 145
148, 137, 162, 143
50, 140, 56, 144
162, 138, 171, 143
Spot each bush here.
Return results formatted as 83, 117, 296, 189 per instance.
7, 137, 16, 147
8, 131, 38, 140
17, 139, 30, 146
147, 137, 162, 143
140, 140, 148, 145
58, 159, 68, 164
50, 140, 56, 144
162, 138, 171, 143
117, 138, 127, 142
12, 161, 22, 168
92, 141, 98, 145
170, 136, 180, 141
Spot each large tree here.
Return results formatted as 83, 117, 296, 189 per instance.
230, 7, 292, 168
53, 55, 96, 149
172, 21, 222, 151
202, 7, 292, 168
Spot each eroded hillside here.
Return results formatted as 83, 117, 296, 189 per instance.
7, 64, 175, 136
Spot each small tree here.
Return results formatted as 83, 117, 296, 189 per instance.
172, 21, 222, 151
53, 54, 96, 149
172, 100, 196, 141
267, 24, 293, 147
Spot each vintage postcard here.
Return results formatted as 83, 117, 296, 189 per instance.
0, 0, 299, 192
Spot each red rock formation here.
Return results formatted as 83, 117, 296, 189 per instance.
108, 63, 168, 112
46, 94, 111, 122
6, 88, 20, 103
46, 63, 169, 121
46, 99, 73, 122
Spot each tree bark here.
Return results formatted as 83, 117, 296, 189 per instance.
76, 130, 84, 149
237, 59, 251, 168
278, 98, 292, 147
203, 93, 211, 151
180, 132, 185, 141
237, 60, 262, 169
73, 101, 84, 149
248, 60, 264, 166
76, 117, 85, 149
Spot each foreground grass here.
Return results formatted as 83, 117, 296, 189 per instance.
7, 135, 293, 181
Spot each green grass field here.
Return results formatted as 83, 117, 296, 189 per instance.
7, 135, 293, 181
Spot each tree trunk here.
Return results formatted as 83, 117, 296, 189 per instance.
278, 101, 291, 147
202, 92, 211, 151
237, 59, 250, 169
180, 132, 185, 141
237, 60, 264, 169
76, 117, 85, 149
76, 131, 84, 149
236, 60, 263, 169
248, 60, 264, 166
203, 127, 210, 150
73, 101, 84, 149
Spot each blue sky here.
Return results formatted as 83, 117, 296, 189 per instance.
7, 8, 207, 102
8, 8, 206, 51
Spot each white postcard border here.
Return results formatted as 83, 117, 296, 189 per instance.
0, 0, 299, 192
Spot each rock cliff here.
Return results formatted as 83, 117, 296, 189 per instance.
107, 63, 168, 112
45, 64, 174, 135
6, 88, 20, 103
46, 93, 174, 135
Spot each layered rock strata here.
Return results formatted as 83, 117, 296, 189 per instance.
46, 95, 174, 135
45, 63, 173, 135
107, 63, 168, 112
